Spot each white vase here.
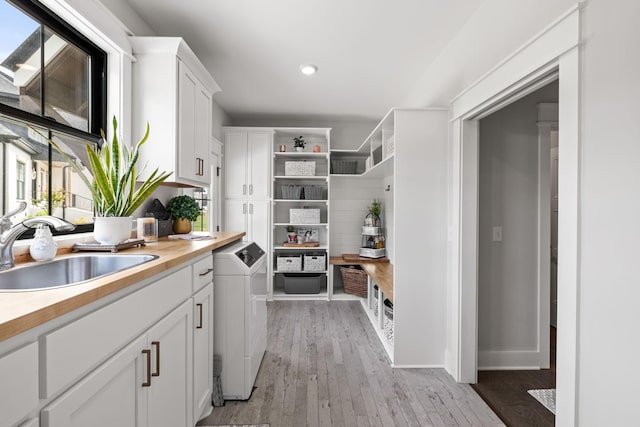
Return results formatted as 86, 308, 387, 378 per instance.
295, 146, 303, 152
93, 216, 132, 245
30, 225, 57, 261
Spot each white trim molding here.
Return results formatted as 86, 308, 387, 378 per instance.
447, 4, 582, 426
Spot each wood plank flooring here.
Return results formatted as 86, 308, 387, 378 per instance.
198, 301, 504, 427
470, 327, 556, 427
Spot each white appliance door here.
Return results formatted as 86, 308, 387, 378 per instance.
246, 258, 267, 392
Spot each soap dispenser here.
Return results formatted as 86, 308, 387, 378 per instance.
30, 224, 57, 262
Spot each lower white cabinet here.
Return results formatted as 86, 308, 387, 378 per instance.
42, 301, 193, 427
0, 342, 38, 427
192, 284, 213, 421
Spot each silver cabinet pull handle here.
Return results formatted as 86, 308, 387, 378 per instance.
242, 184, 247, 195
242, 203, 247, 214
249, 184, 253, 195
249, 203, 254, 214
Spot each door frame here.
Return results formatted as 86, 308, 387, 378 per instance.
210, 137, 223, 232
447, 4, 581, 426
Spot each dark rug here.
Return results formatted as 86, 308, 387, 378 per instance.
198, 425, 269, 427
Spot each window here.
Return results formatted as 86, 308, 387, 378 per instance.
0, 0, 106, 236
16, 161, 25, 200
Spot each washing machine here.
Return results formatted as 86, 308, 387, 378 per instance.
212, 240, 267, 400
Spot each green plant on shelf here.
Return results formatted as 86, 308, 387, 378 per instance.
293, 136, 306, 149
368, 198, 382, 217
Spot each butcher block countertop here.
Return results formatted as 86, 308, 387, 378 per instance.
0, 231, 244, 342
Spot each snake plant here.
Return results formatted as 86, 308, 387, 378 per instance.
45, 116, 172, 217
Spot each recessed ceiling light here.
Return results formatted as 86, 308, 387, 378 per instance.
300, 64, 318, 75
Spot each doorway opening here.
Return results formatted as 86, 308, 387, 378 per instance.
469, 81, 558, 426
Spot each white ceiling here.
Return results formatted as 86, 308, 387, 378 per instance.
118, 0, 484, 122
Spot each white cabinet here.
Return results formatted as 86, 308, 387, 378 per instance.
42, 301, 192, 427
192, 284, 213, 421
224, 199, 269, 252
131, 37, 220, 187
224, 129, 271, 199
0, 342, 38, 427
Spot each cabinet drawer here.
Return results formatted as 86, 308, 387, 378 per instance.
42, 266, 191, 398
0, 342, 38, 427
193, 253, 214, 293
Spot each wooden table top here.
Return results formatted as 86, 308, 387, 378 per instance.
331, 254, 393, 302
0, 231, 244, 342
361, 262, 393, 302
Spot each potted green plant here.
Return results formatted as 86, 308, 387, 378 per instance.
293, 136, 306, 152
167, 195, 200, 234
44, 117, 172, 244
365, 199, 382, 227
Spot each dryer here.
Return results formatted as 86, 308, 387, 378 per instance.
212, 241, 267, 400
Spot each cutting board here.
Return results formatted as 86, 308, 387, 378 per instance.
342, 253, 390, 263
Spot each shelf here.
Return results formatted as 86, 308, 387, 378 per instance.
330, 154, 393, 179
275, 222, 327, 227
274, 175, 328, 180
274, 152, 329, 158
271, 291, 329, 301
273, 199, 328, 203
274, 245, 328, 250
273, 270, 328, 274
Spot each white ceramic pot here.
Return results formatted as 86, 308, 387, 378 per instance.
30, 225, 57, 261
93, 216, 132, 245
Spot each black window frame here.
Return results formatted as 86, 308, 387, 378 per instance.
0, 0, 107, 237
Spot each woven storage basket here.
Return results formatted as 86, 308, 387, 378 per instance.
281, 184, 302, 199
303, 185, 323, 200
340, 266, 368, 297
331, 159, 358, 174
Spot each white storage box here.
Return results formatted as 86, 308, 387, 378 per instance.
285, 161, 315, 176
290, 208, 320, 224
277, 254, 302, 271
304, 254, 326, 272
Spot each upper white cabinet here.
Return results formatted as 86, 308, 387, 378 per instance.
130, 37, 220, 187
224, 128, 272, 199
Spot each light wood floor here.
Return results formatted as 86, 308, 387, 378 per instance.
198, 301, 504, 427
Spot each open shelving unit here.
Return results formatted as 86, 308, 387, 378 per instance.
270, 128, 331, 300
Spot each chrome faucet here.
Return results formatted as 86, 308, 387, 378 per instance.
0, 216, 76, 270
0, 202, 27, 234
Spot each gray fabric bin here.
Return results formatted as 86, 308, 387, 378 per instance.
283, 273, 325, 294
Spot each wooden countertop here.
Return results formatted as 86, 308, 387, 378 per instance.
0, 231, 244, 342
361, 263, 393, 302
330, 254, 393, 302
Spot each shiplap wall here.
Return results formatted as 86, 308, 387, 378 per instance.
329, 177, 386, 257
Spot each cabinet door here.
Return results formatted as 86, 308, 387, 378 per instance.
42, 335, 147, 427
247, 131, 271, 199
147, 301, 192, 427
224, 131, 248, 198
194, 85, 212, 183
178, 61, 198, 183
0, 342, 38, 427
193, 284, 213, 421
248, 200, 270, 252
224, 199, 247, 238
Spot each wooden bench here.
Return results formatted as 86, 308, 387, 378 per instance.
330, 255, 393, 302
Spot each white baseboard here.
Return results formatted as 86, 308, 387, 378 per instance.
478, 350, 543, 370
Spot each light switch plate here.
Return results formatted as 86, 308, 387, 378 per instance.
492, 226, 503, 242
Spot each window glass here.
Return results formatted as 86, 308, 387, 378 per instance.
0, 1, 42, 117
16, 161, 25, 200
0, 115, 95, 225
43, 26, 89, 133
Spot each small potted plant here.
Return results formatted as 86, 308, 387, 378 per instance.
286, 225, 297, 243
293, 136, 306, 152
167, 195, 200, 234
365, 199, 382, 227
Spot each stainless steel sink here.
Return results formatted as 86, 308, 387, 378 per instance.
0, 254, 159, 291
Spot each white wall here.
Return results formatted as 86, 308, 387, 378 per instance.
329, 177, 385, 257
577, 0, 640, 424
231, 118, 377, 150
477, 82, 558, 369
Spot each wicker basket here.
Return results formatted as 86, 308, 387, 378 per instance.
340, 266, 368, 297
281, 184, 302, 199
331, 159, 358, 174
303, 185, 323, 200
